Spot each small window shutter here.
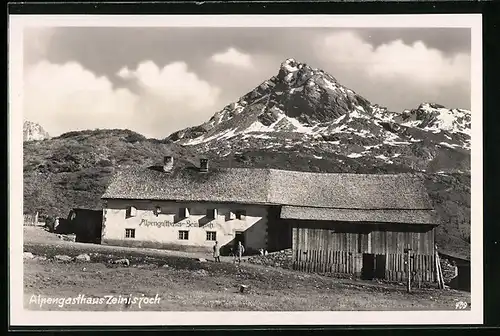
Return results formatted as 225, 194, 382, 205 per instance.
235, 210, 246, 220
126, 206, 137, 218
179, 208, 189, 219
207, 209, 217, 219
226, 211, 236, 221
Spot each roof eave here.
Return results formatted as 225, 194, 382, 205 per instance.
101, 196, 281, 207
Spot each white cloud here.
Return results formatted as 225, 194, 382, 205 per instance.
24, 61, 138, 136
210, 47, 253, 68
24, 60, 221, 138
117, 61, 220, 110
319, 31, 470, 88
116, 66, 131, 79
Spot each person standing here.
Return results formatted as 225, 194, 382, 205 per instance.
449, 260, 459, 287
54, 217, 60, 232
213, 241, 221, 262
452, 261, 459, 278
236, 241, 245, 263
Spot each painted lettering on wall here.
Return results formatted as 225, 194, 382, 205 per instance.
139, 219, 214, 229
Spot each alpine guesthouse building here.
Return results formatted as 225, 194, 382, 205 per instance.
101, 156, 440, 283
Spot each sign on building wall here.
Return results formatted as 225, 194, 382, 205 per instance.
139, 219, 214, 229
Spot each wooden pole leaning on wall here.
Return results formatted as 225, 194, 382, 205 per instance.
438, 254, 446, 289
438, 253, 443, 289
434, 246, 445, 289
434, 248, 440, 288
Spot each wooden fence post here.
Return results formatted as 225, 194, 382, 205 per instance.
405, 248, 412, 293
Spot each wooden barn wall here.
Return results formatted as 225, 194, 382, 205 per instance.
291, 221, 436, 283
267, 207, 293, 252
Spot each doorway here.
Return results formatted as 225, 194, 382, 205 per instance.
234, 231, 245, 249
362, 253, 376, 280
375, 254, 386, 279
362, 253, 386, 280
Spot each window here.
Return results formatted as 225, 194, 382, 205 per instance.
178, 230, 189, 240
178, 208, 189, 219
126, 206, 137, 218
235, 210, 246, 220
154, 206, 162, 216
225, 211, 236, 221
358, 233, 369, 253
206, 231, 217, 241
125, 228, 135, 239
206, 209, 217, 219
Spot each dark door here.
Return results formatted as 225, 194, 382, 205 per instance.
234, 231, 245, 248
362, 253, 376, 280
375, 254, 386, 279
458, 265, 471, 292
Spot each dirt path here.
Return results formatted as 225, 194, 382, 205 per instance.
24, 227, 264, 272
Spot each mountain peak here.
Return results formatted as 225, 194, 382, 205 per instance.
280, 58, 305, 73
395, 102, 471, 136
418, 102, 447, 110
166, 58, 470, 154
281, 57, 299, 65
23, 121, 50, 142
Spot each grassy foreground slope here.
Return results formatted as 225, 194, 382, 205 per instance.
23, 227, 470, 311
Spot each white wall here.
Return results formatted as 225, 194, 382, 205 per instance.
102, 199, 268, 251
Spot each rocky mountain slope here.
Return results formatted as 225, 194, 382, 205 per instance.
23, 59, 471, 259
168, 58, 470, 174
24, 121, 50, 142
23, 129, 197, 218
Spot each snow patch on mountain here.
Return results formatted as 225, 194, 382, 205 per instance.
185, 127, 238, 145
439, 142, 461, 149
398, 103, 471, 136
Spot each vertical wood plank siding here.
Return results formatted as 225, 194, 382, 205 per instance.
292, 222, 436, 283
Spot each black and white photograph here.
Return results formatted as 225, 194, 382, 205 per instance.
9, 14, 482, 326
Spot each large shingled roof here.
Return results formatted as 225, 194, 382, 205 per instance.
102, 166, 272, 205
102, 166, 434, 211
267, 170, 431, 210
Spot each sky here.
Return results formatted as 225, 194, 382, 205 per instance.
23, 27, 471, 139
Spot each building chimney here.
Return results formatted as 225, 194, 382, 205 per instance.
163, 156, 174, 172
199, 158, 208, 173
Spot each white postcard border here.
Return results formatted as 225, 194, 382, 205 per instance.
9, 14, 483, 326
